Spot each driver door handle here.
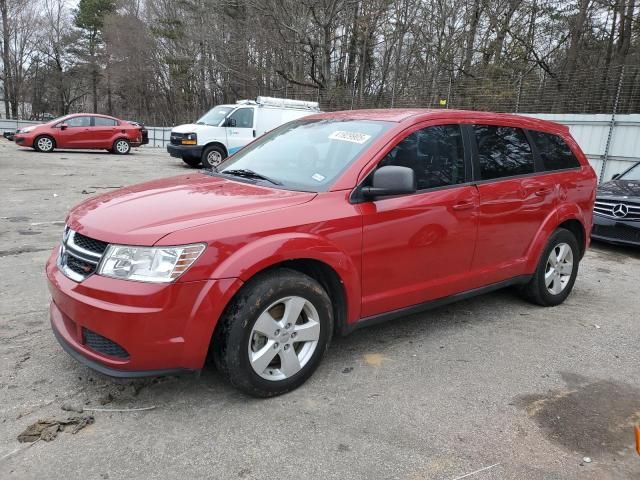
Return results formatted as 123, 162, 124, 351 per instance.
452, 201, 475, 211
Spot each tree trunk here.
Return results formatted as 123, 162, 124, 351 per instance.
1, 0, 11, 118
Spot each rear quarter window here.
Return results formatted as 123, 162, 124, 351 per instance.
529, 130, 580, 171
473, 125, 534, 180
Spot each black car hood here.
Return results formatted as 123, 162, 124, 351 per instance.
597, 179, 640, 198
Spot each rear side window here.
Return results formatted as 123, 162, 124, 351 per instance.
473, 125, 534, 180
529, 130, 580, 171
93, 117, 118, 127
380, 124, 466, 190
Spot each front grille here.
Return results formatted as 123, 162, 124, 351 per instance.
592, 224, 640, 243
83, 328, 129, 359
72, 232, 108, 255
65, 255, 96, 276
594, 200, 640, 221
170, 133, 185, 145
58, 229, 108, 282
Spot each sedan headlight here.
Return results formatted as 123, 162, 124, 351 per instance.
20, 126, 35, 133
98, 244, 205, 283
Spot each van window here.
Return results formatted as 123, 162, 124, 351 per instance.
380, 125, 466, 190
229, 108, 254, 128
473, 125, 534, 180
93, 117, 118, 127
529, 130, 580, 171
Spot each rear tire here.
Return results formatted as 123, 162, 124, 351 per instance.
182, 157, 201, 167
212, 268, 333, 397
520, 228, 579, 307
34, 135, 55, 153
112, 138, 130, 155
201, 145, 226, 169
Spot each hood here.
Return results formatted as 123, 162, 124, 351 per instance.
172, 123, 224, 135
66, 174, 316, 245
597, 179, 640, 198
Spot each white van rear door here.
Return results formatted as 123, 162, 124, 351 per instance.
226, 107, 255, 155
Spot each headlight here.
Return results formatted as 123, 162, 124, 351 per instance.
97, 243, 205, 283
20, 126, 35, 133
181, 133, 197, 145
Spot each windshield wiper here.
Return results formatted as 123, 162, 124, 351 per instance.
221, 169, 282, 186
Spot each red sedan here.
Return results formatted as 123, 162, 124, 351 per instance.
14, 113, 144, 154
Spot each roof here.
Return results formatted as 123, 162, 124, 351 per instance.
306, 108, 569, 133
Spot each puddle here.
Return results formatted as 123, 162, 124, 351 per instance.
517, 372, 640, 457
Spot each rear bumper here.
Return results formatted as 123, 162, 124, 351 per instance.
46, 249, 242, 376
167, 144, 202, 160
591, 214, 640, 246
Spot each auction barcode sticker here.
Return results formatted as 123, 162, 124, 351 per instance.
328, 131, 372, 144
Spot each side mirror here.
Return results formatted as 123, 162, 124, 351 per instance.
611, 173, 621, 180
225, 118, 237, 127
59, 123, 68, 130
361, 166, 416, 199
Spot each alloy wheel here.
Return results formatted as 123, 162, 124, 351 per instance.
37, 137, 53, 152
248, 296, 321, 381
545, 242, 574, 295
115, 140, 129, 154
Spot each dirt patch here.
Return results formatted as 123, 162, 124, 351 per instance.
517, 372, 640, 457
0, 246, 50, 258
17, 415, 94, 443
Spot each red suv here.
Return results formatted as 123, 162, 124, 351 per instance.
14, 113, 145, 154
46, 109, 596, 396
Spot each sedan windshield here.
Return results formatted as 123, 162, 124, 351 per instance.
620, 163, 640, 181
196, 106, 234, 126
216, 119, 393, 192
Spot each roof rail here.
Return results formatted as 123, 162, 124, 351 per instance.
248, 96, 320, 111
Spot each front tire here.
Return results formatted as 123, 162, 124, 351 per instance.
201, 145, 226, 169
34, 135, 55, 153
112, 138, 131, 155
213, 269, 333, 397
182, 157, 201, 168
521, 228, 580, 306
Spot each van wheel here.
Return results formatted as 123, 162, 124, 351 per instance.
112, 138, 130, 155
201, 145, 226, 169
212, 269, 333, 397
520, 228, 579, 307
34, 135, 55, 153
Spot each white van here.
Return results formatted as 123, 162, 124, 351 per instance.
167, 96, 320, 168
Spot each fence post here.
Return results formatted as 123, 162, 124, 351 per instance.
600, 65, 625, 183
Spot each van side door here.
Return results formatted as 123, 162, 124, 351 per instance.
359, 123, 479, 318
467, 124, 557, 285
225, 107, 255, 155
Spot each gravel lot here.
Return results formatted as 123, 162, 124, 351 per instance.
1, 140, 639, 480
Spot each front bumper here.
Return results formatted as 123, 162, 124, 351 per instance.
14, 134, 33, 147
46, 249, 242, 376
591, 214, 640, 246
167, 143, 202, 160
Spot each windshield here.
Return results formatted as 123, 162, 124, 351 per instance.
48, 114, 72, 125
620, 163, 640, 181
216, 119, 393, 192
196, 106, 234, 126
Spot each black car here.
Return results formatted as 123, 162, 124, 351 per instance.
592, 161, 640, 246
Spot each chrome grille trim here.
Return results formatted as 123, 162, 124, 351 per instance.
593, 200, 640, 221
58, 229, 108, 282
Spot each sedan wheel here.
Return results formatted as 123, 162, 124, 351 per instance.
113, 139, 131, 155
35, 136, 54, 153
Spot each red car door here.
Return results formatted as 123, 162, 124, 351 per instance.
359, 124, 479, 318
55, 115, 93, 148
91, 116, 119, 148
468, 124, 557, 285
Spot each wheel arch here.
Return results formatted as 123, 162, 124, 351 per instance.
202, 141, 228, 157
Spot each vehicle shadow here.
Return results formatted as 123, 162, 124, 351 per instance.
15, 148, 141, 156
589, 239, 640, 260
